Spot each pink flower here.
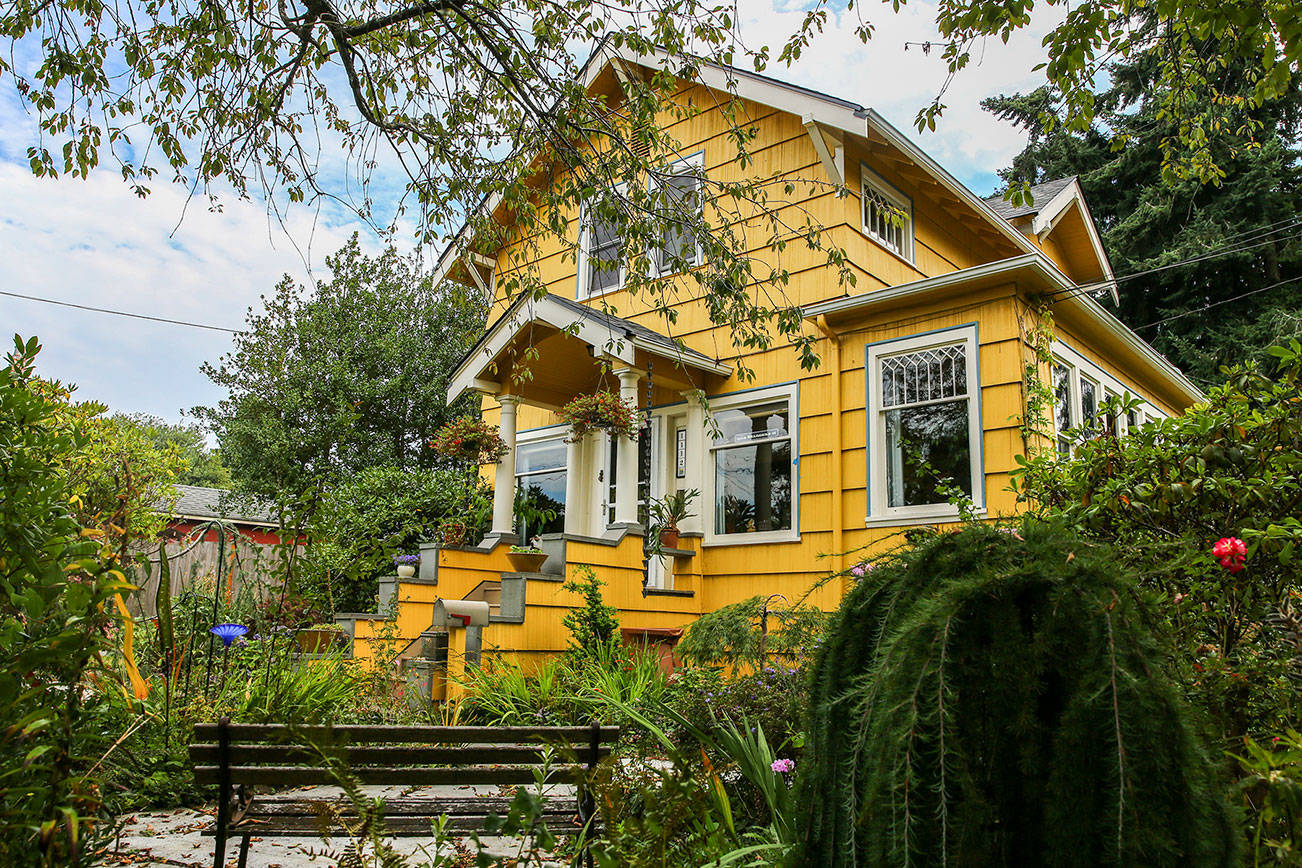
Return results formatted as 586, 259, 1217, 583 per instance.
771, 758, 795, 774
850, 561, 873, 578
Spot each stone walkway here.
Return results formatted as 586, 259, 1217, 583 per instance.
97, 785, 570, 868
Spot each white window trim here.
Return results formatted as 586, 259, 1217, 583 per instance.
651, 151, 705, 278
1051, 341, 1166, 445
703, 382, 800, 546
866, 325, 983, 524
860, 164, 915, 263
576, 187, 627, 300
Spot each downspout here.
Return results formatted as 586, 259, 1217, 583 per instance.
814, 315, 844, 580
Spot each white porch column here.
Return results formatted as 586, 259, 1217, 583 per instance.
681, 390, 707, 534
491, 395, 520, 536
613, 367, 642, 526
563, 434, 586, 535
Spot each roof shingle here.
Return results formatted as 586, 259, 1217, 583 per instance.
984, 176, 1077, 220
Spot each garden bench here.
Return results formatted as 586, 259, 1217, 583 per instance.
190, 720, 617, 868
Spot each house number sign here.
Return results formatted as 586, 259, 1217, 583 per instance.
675, 427, 687, 478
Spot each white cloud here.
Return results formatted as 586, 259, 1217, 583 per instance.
0, 162, 371, 419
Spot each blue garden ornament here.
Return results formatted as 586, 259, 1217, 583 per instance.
210, 623, 248, 648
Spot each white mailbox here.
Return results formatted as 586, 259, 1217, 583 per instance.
431, 598, 491, 629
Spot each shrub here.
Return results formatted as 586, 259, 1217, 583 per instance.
0, 336, 121, 866
561, 566, 622, 658
303, 465, 490, 611
676, 595, 827, 670
1016, 344, 1302, 743
799, 522, 1241, 867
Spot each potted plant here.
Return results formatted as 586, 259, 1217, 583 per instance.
438, 520, 467, 548
431, 417, 509, 464
649, 488, 700, 550
559, 390, 639, 443
394, 553, 420, 578
507, 539, 548, 573
296, 622, 345, 654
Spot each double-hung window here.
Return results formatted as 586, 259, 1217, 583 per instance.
652, 152, 704, 275
515, 436, 567, 538
706, 384, 798, 543
867, 326, 982, 522
861, 166, 914, 261
579, 201, 624, 298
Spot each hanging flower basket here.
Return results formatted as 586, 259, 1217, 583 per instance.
431, 417, 509, 464
560, 391, 639, 443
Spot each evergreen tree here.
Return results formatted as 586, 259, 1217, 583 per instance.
797, 523, 1240, 867
986, 50, 1302, 383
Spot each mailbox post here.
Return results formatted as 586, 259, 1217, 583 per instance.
430, 599, 490, 702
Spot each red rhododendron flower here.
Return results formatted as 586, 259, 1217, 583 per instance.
1212, 536, 1247, 573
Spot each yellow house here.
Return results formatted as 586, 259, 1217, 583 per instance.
341, 46, 1201, 675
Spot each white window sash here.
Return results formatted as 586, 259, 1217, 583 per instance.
866, 325, 982, 523
861, 164, 914, 262
1050, 341, 1165, 447
703, 382, 800, 546
652, 151, 705, 277
577, 191, 627, 299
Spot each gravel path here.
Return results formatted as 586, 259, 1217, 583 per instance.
96, 785, 571, 868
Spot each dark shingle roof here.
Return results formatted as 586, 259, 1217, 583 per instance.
984, 176, 1077, 220
172, 485, 275, 525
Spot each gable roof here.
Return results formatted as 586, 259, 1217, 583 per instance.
434, 44, 1049, 288
984, 176, 1078, 220
448, 292, 732, 403
171, 485, 276, 526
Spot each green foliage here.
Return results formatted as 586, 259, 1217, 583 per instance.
461, 644, 667, 729
115, 413, 231, 488
1015, 348, 1302, 742
58, 401, 186, 564
799, 522, 1240, 867
666, 666, 808, 757
302, 464, 489, 611
677, 594, 827, 670
195, 236, 486, 519
561, 566, 622, 658
986, 47, 1302, 383
1234, 730, 1302, 866
0, 336, 123, 866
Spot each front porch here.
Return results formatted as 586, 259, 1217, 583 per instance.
341, 293, 731, 679
451, 292, 731, 547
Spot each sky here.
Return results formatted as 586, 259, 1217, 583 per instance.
0, 0, 1065, 424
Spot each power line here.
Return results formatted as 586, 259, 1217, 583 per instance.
1050, 218, 1302, 300
0, 289, 241, 334
1135, 273, 1302, 330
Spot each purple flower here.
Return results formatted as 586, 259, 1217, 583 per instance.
394, 554, 422, 566
771, 758, 795, 774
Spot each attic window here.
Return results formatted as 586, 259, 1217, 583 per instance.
861, 166, 914, 262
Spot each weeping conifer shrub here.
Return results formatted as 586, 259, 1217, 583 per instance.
796, 521, 1240, 867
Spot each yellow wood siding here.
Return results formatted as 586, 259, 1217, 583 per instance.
357, 65, 1197, 666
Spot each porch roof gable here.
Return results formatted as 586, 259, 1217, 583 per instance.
448, 293, 731, 404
